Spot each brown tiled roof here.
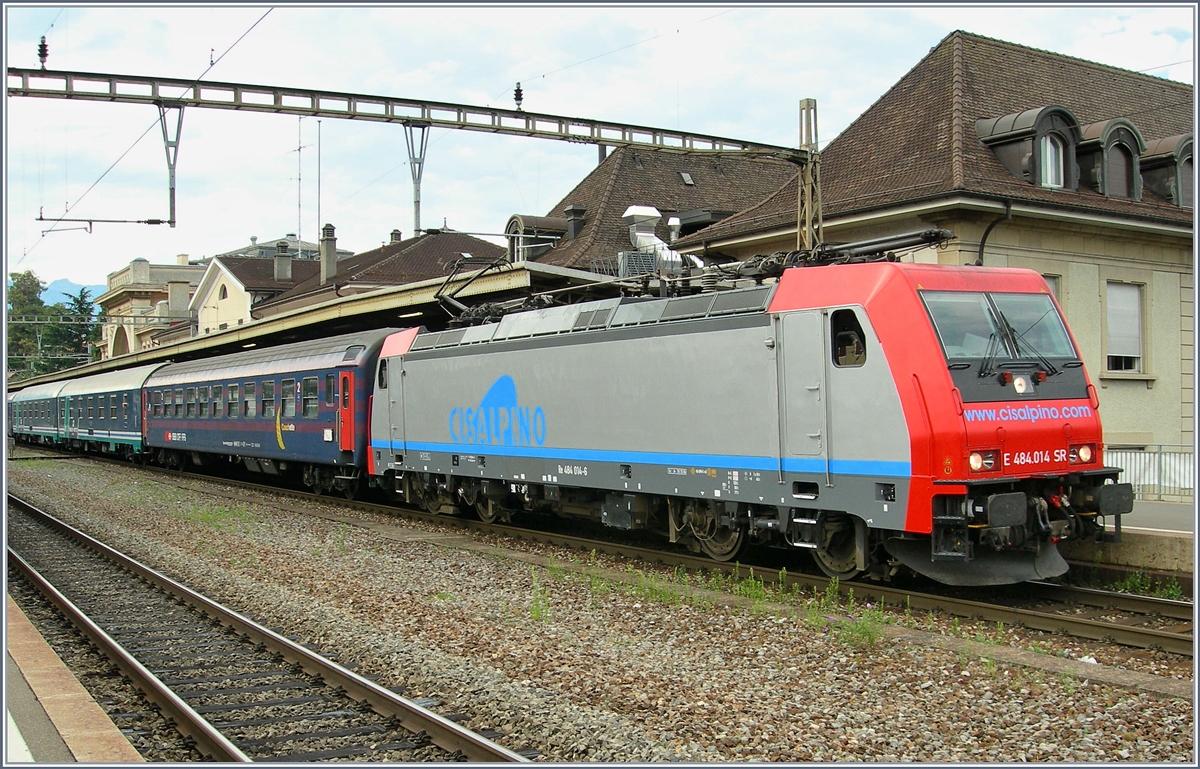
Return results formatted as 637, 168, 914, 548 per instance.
530, 147, 797, 270
678, 31, 1193, 248
254, 230, 506, 311
217, 256, 321, 292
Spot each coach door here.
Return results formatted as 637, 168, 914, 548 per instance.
780, 311, 828, 471
338, 371, 355, 451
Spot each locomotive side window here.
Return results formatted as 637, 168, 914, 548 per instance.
211, 385, 223, 418
378, 359, 388, 389
227, 384, 239, 418
243, 382, 257, 417
832, 309, 866, 367
325, 374, 336, 405
281, 378, 297, 418
302, 377, 319, 418
262, 381, 276, 418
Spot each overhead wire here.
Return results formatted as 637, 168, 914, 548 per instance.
15, 7, 276, 266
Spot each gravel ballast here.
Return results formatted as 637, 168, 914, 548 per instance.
5, 455, 1194, 762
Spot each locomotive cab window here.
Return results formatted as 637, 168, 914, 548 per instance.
831, 309, 866, 367
922, 291, 1077, 362
302, 377, 319, 418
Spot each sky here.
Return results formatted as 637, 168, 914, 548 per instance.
3, 2, 1196, 289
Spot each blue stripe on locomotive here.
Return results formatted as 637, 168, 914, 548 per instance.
374, 438, 912, 478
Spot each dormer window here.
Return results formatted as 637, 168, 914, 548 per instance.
977, 105, 1082, 191
1039, 134, 1065, 188
1141, 133, 1193, 209
1078, 118, 1145, 200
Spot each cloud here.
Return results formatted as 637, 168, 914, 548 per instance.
5, 4, 1193, 286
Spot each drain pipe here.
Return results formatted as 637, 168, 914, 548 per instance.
975, 200, 1012, 266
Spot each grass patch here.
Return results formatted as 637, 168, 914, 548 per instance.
1108, 571, 1185, 600
177, 501, 256, 531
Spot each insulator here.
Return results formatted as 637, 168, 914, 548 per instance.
701, 267, 719, 293
37, 36, 48, 69
513, 82, 523, 111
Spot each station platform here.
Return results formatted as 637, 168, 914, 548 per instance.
5, 595, 143, 763
1059, 498, 1195, 594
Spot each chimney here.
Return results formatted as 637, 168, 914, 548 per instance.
320, 223, 337, 285
167, 281, 190, 317
564, 204, 586, 240
176, 253, 189, 266
274, 241, 292, 282
130, 258, 150, 284
390, 229, 403, 243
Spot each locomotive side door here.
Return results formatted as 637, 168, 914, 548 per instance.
780, 310, 828, 464
338, 371, 355, 451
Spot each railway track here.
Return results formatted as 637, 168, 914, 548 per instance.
6, 494, 529, 763
11, 447, 1195, 658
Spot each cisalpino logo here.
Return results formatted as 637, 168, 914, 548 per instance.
449, 375, 546, 447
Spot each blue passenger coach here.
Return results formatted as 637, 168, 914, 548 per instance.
58, 364, 166, 458
9, 381, 68, 446
142, 329, 397, 496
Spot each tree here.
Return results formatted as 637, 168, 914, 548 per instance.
7, 270, 47, 377
6, 271, 97, 379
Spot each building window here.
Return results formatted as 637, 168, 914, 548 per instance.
219, 285, 228, 300
1040, 134, 1065, 188
1106, 144, 1134, 199
1106, 282, 1142, 372
1042, 275, 1060, 301
1183, 156, 1194, 209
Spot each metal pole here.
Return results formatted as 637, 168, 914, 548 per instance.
157, 103, 184, 227
317, 119, 321, 235
404, 124, 430, 234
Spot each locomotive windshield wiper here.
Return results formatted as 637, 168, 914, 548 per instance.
978, 332, 1001, 378
996, 308, 1060, 377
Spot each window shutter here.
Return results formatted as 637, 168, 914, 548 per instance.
1106, 283, 1141, 357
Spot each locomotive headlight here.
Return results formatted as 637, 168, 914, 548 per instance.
969, 451, 997, 472
1069, 444, 1094, 464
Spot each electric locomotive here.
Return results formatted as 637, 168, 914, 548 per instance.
368, 256, 1132, 585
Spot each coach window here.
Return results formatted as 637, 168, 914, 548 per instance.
302, 377, 319, 418
325, 373, 336, 406
198, 386, 210, 418
153, 391, 162, 417
281, 378, 297, 418
227, 384, 239, 418
97, 396, 106, 420
262, 381, 276, 418
122, 395, 129, 420
243, 382, 257, 418
211, 385, 223, 418
111, 394, 118, 419
86, 396, 93, 419
186, 387, 197, 418
831, 309, 867, 367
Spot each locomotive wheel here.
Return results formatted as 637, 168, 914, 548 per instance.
699, 525, 747, 562
342, 477, 361, 500
476, 499, 500, 524
812, 515, 863, 580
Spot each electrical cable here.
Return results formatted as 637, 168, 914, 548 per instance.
16, 8, 275, 265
